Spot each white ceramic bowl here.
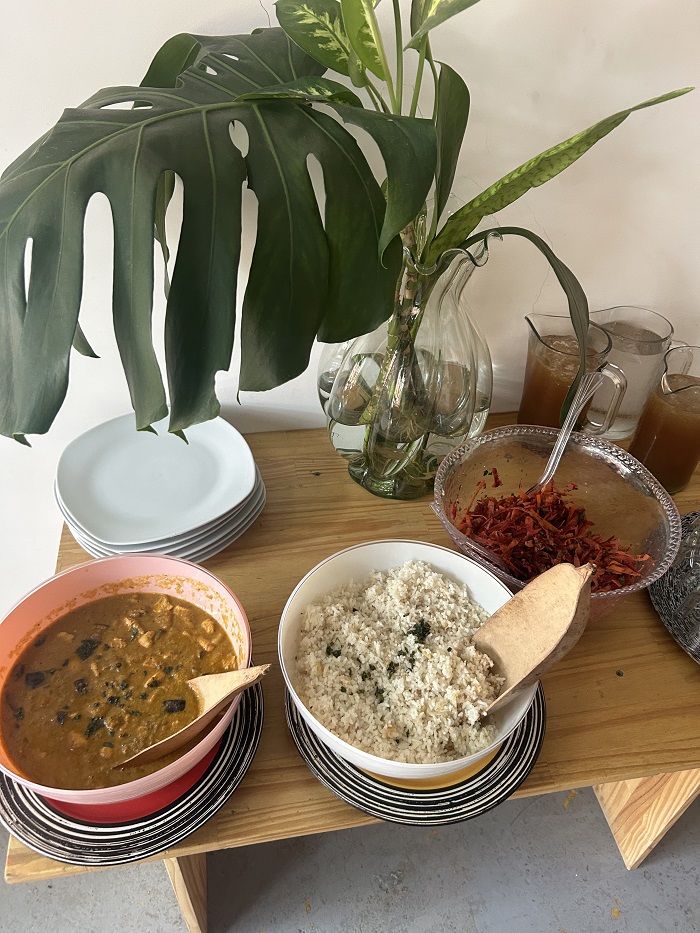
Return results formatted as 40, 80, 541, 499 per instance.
279, 539, 537, 780
0, 554, 251, 806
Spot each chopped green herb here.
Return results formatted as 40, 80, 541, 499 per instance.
375, 686, 385, 703
361, 671, 371, 681
76, 638, 101, 660
163, 699, 186, 713
103, 741, 114, 748
325, 644, 341, 658
387, 661, 398, 678
84, 717, 105, 738
340, 686, 347, 693
129, 625, 140, 642
408, 618, 431, 644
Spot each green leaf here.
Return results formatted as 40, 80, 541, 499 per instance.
407, 0, 484, 50
434, 61, 469, 221
236, 75, 364, 106
0, 27, 435, 438
276, 0, 353, 75
410, 0, 427, 34
139, 34, 201, 271
341, 0, 387, 79
140, 32, 201, 89
427, 87, 694, 263
461, 226, 589, 422
72, 323, 99, 358
333, 107, 436, 257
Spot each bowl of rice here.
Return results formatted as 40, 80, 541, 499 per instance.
278, 539, 537, 779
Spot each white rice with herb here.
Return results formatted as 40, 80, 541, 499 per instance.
295, 560, 504, 763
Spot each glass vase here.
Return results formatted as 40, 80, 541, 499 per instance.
317, 243, 493, 500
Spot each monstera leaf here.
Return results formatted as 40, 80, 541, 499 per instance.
0, 27, 436, 441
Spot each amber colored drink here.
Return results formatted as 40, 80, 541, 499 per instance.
628, 374, 700, 493
517, 336, 597, 428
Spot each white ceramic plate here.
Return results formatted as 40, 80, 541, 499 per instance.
66, 484, 266, 563
55, 469, 264, 551
56, 415, 256, 545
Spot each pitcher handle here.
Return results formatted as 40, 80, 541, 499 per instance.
582, 362, 627, 436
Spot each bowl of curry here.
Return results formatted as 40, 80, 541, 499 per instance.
0, 554, 252, 807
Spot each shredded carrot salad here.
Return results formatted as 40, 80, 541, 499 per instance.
450, 478, 650, 593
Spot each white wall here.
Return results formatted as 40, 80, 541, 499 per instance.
1, 0, 698, 614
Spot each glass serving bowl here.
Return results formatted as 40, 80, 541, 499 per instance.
433, 425, 682, 619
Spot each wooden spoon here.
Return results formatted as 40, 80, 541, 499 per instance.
115, 664, 270, 768
473, 563, 593, 713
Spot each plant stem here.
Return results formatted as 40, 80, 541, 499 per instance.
365, 76, 391, 113
409, 37, 428, 118
419, 43, 441, 260
392, 0, 404, 113
364, 82, 384, 112
366, 2, 398, 113
426, 44, 440, 121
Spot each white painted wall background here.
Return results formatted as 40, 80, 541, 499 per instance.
0, 0, 698, 614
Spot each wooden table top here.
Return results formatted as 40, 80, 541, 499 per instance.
6, 414, 700, 882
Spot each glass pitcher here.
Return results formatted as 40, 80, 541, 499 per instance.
517, 312, 627, 432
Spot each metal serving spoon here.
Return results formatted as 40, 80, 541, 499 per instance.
115, 664, 270, 768
525, 370, 606, 496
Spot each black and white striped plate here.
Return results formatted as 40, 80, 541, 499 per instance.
285, 685, 545, 825
0, 682, 263, 866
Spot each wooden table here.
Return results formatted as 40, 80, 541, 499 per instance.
5, 415, 700, 932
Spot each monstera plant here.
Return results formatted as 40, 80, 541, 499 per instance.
0, 0, 690, 449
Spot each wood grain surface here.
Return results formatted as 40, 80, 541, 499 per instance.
594, 770, 700, 869
5, 414, 700, 882
164, 853, 208, 933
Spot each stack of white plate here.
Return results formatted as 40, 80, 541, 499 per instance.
54, 414, 265, 563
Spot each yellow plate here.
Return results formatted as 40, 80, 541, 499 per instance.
359, 745, 502, 790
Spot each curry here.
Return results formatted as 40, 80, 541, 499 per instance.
0, 592, 238, 789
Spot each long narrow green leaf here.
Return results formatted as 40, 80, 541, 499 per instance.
434, 61, 469, 221
407, 0, 484, 49
410, 0, 427, 33
341, 0, 387, 79
461, 226, 589, 422
428, 87, 694, 263
276, 0, 353, 75
236, 75, 364, 106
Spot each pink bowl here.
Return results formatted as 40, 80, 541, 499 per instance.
0, 554, 251, 808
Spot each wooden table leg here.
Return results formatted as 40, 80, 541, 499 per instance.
593, 769, 700, 869
164, 852, 208, 933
